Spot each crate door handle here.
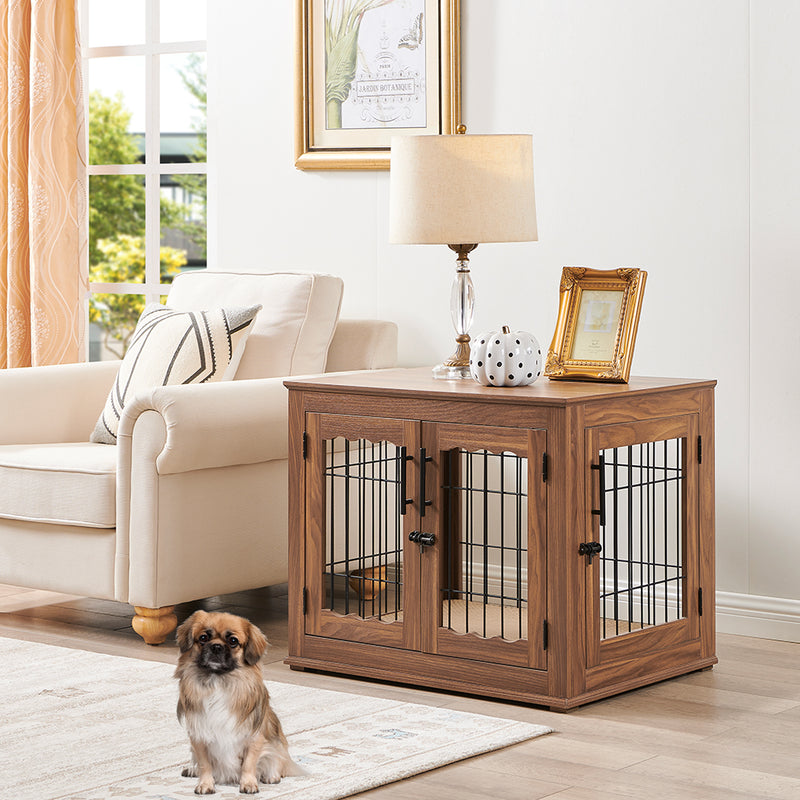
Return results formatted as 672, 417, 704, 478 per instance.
419, 447, 433, 517
399, 447, 413, 515
590, 453, 606, 527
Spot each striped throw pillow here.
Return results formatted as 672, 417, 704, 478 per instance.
90, 303, 261, 445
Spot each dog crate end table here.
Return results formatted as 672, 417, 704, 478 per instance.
284, 368, 717, 710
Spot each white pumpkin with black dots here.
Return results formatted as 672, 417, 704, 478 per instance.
469, 326, 542, 387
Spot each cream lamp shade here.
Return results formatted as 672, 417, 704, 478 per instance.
389, 134, 537, 245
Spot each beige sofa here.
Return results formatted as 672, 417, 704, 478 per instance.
0, 272, 397, 643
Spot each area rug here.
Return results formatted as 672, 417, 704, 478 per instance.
0, 637, 551, 800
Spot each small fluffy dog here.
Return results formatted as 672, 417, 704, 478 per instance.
175, 610, 303, 794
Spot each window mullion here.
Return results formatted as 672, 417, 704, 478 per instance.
87, 164, 147, 176
88, 282, 153, 295
145, 0, 161, 302
87, 41, 205, 59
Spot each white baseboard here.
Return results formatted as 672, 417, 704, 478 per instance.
424, 561, 800, 643
715, 591, 800, 643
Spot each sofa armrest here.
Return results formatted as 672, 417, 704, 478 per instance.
0, 360, 119, 444
325, 319, 398, 372
114, 376, 292, 607
117, 376, 290, 475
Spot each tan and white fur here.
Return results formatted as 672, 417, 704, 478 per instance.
175, 610, 303, 794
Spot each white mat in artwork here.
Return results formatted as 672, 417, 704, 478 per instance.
0, 638, 551, 800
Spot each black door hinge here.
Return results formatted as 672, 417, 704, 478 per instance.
543, 619, 549, 650
697, 435, 703, 464
698, 587, 703, 617
542, 452, 548, 482
302, 587, 308, 615
302, 431, 308, 459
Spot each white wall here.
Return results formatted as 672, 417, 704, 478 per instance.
209, 1, 800, 640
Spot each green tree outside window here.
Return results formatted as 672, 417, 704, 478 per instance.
88, 90, 196, 356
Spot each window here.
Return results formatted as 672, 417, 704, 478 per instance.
82, 0, 207, 360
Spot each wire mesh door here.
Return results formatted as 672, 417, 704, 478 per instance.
324, 437, 404, 617
585, 416, 700, 668
304, 413, 419, 649
428, 424, 547, 669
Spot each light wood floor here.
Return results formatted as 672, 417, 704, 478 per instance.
2, 584, 799, 799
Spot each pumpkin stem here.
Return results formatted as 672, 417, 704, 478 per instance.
502, 326, 511, 334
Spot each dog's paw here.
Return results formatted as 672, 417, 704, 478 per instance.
194, 778, 216, 795
182, 765, 199, 778
239, 777, 261, 794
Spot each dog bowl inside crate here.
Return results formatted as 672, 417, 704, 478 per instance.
348, 566, 388, 600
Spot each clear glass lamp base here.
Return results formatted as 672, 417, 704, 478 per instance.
432, 362, 472, 380
433, 243, 479, 381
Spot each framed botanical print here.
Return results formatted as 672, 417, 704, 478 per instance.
295, 0, 462, 170
545, 267, 647, 383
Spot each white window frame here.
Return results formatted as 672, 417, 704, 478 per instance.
82, 0, 207, 306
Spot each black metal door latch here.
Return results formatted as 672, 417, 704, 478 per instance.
409, 531, 436, 553
579, 541, 602, 564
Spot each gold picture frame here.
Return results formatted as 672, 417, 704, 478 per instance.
295, 0, 461, 171
545, 267, 647, 383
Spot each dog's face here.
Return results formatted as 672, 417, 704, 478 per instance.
176, 610, 267, 674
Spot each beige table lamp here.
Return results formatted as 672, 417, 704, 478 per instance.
389, 132, 537, 378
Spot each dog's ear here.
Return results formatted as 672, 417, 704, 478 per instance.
176, 611, 201, 652
242, 621, 268, 665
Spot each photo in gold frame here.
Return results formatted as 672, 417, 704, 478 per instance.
544, 267, 647, 383
295, 0, 461, 170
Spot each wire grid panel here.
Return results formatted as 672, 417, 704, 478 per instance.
323, 437, 405, 622
441, 448, 529, 643
598, 438, 687, 639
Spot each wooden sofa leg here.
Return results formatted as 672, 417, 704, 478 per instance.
132, 606, 177, 645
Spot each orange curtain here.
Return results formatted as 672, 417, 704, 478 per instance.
0, 0, 86, 368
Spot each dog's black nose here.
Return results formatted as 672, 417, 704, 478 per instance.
210, 643, 224, 655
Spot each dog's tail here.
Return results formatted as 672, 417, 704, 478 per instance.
259, 746, 309, 782
286, 759, 308, 778
284, 755, 308, 777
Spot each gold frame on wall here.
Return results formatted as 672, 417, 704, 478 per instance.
294, 0, 462, 170
545, 267, 647, 383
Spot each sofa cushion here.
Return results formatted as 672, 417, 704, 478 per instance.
165, 271, 344, 379
0, 443, 117, 528
90, 303, 261, 444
